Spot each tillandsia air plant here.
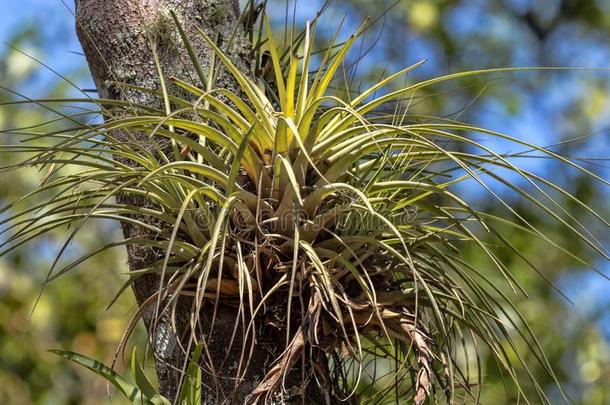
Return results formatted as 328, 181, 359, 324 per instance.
1, 3, 608, 405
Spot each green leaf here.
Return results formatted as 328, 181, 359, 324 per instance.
130, 348, 158, 400
177, 344, 203, 405
50, 350, 170, 405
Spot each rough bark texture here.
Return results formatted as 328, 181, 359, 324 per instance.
76, 0, 352, 404
75, 1, 347, 403
74, 0, 261, 402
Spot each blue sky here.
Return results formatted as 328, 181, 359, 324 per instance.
2, 0, 86, 95
2, 0, 609, 338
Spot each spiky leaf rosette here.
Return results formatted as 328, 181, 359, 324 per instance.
1, 18, 607, 405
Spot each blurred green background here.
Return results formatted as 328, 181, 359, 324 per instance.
0, 0, 608, 403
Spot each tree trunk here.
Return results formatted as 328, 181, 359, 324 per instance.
74, 1, 343, 404
74, 0, 261, 402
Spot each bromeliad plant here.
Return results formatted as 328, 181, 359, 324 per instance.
1, 12, 608, 405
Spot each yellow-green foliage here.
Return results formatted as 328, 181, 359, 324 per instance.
1, 14, 607, 405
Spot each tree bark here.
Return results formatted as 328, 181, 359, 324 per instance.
74, 1, 263, 402
74, 2, 348, 403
